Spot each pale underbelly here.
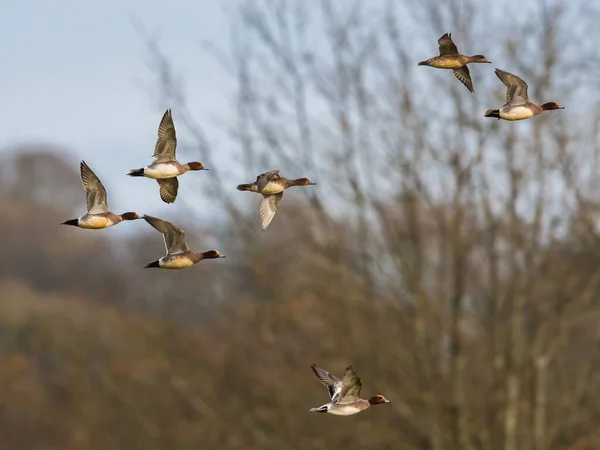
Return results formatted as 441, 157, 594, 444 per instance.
79, 215, 114, 229
500, 106, 534, 121
327, 405, 362, 416
144, 164, 182, 179
260, 182, 285, 195
160, 256, 195, 269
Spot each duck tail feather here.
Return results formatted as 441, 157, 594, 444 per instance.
144, 260, 160, 268
309, 405, 329, 413
237, 183, 253, 191
128, 168, 145, 177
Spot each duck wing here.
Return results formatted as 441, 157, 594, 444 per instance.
310, 364, 344, 402
143, 215, 189, 255
255, 170, 280, 193
153, 109, 178, 162
259, 192, 283, 231
438, 33, 459, 56
157, 178, 179, 204
495, 69, 529, 106
80, 160, 109, 214
452, 66, 474, 92
337, 366, 363, 404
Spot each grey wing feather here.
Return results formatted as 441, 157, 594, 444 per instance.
438, 33, 459, 56
157, 178, 179, 204
495, 69, 529, 106
255, 170, 280, 192
143, 215, 189, 255
259, 192, 283, 231
452, 66, 474, 92
80, 161, 109, 214
153, 109, 178, 161
311, 364, 343, 402
337, 366, 363, 404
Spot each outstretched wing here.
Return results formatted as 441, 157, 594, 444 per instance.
337, 366, 363, 404
495, 69, 529, 106
153, 109, 178, 161
310, 364, 343, 401
259, 192, 283, 231
438, 33, 459, 56
143, 215, 189, 255
157, 178, 179, 204
80, 160, 109, 214
452, 66, 474, 92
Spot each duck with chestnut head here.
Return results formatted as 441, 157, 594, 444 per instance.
61, 160, 142, 229
142, 215, 225, 270
127, 109, 208, 204
309, 364, 391, 416
418, 32, 491, 93
484, 69, 564, 121
237, 169, 316, 231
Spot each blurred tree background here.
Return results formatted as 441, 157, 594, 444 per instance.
2, 0, 600, 449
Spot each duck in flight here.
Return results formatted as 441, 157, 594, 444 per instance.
309, 364, 391, 416
128, 109, 208, 204
484, 69, 564, 121
237, 170, 316, 231
418, 32, 491, 92
142, 215, 225, 269
61, 161, 141, 229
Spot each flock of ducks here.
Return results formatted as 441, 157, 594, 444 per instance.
60, 109, 316, 269
419, 33, 564, 120
59, 32, 564, 416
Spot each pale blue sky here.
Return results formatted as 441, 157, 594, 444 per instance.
1, 0, 235, 218
2, 0, 596, 228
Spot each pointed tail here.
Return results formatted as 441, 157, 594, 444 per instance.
483, 109, 500, 119
61, 219, 79, 226
237, 183, 254, 191
309, 405, 329, 413
128, 168, 145, 177
144, 260, 160, 268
